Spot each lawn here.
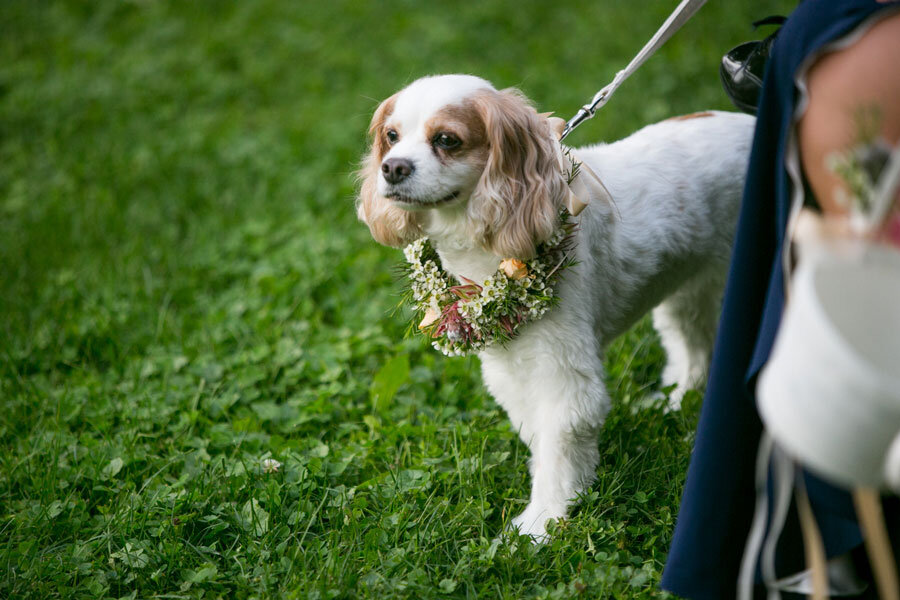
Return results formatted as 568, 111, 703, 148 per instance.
1, 1, 790, 598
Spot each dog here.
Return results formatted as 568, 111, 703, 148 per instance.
357, 74, 754, 539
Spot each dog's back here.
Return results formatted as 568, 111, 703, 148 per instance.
571, 111, 755, 340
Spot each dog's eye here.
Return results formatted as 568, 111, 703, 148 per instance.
433, 133, 461, 150
386, 129, 399, 144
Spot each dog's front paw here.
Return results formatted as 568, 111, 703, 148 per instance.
647, 387, 683, 412
510, 503, 564, 543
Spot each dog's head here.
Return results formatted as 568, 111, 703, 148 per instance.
357, 75, 567, 259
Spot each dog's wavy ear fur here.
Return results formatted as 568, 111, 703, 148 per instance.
468, 88, 567, 259
357, 93, 422, 247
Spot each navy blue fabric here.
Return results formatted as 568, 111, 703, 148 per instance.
661, 2, 893, 598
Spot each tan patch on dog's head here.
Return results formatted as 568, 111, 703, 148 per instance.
423, 103, 489, 166
370, 94, 398, 160
667, 111, 714, 122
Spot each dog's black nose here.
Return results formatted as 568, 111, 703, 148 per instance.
381, 158, 415, 184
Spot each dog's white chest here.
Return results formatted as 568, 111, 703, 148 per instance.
435, 245, 500, 284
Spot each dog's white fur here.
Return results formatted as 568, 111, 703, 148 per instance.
358, 74, 754, 539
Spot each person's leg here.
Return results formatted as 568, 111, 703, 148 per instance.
798, 10, 900, 214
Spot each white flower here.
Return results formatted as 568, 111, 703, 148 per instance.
262, 458, 282, 473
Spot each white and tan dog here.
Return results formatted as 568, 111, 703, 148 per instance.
357, 74, 754, 539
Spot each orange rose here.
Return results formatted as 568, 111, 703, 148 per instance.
499, 258, 528, 280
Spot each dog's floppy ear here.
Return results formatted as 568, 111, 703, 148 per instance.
468, 88, 567, 259
356, 93, 422, 247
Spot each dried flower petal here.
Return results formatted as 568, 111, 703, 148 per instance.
418, 307, 440, 330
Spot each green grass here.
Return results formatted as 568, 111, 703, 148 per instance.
1, 1, 791, 598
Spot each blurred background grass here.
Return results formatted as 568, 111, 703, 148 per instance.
1, 1, 792, 598
2, 0, 790, 333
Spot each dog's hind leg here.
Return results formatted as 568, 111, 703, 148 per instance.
652, 265, 726, 409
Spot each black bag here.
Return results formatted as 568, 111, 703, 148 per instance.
720, 16, 786, 115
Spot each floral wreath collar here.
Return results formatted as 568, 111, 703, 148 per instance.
401, 211, 576, 356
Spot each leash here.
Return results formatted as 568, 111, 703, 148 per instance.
560, 0, 708, 141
